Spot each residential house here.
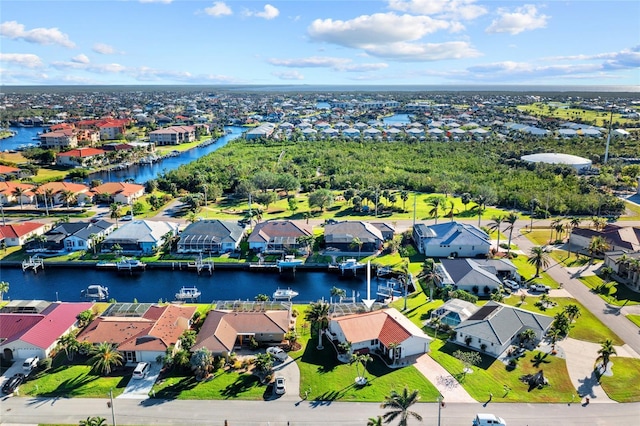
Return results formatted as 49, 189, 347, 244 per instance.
101, 219, 179, 255
149, 126, 196, 145
453, 301, 553, 357
25, 220, 115, 253
248, 220, 313, 253
470, 259, 520, 282
604, 251, 640, 292
35, 182, 92, 206
0, 182, 37, 206
0, 165, 21, 181
98, 119, 130, 140
0, 301, 93, 360
569, 225, 640, 254
192, 309, 293, 358
436, 258, 504, 295
77, 303, 196, 364
413, 222, 490, 257
0, 222, 48, 247
245, 123, 276, 140
56, 148, 107, 168
328, 308, 432, 365
324, 221, 384, 253
370, 222, 395, 241
40, 129, 78, 149
177, 220, 245, 254
430, 298, 480, 327
90, 182, 145, 205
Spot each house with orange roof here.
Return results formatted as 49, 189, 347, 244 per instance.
76, 303, 197, 364
0, 165, 22, 180
90, 182, 145, 204
192, 309, 293, 358
40, 129, 78, 149
35, 181, 92, 206
0, 222, 49, 246
149, 125, 196, 146
0, 182, 36, 206
98, 119, 130, 140
56, 147, 107, 168
0, 301, 93, 360
328, 308, 432, 365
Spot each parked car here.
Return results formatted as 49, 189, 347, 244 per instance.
274, 376, 286, 395
132, 362, 150, 379
530, 283, 551, 293
473, 413, 507, 426
503, 280, 520, 291
2, 373, 25, 394
22, 356, 39, 372
266, 346, 288, 362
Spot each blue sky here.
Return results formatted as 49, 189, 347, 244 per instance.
1, 0, 639, 86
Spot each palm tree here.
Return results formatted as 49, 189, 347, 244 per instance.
596, 339, 617, 377
473, 194, 487, 227
367, 416, 383, 426
61, 189, 76, 208
445, 200, 457, 222
44, 188, 56, 212
88, 342, 123, 376
79, 416, 107, 426
350, 236, 363, 259
380, 387, 423, 426
0, 281, 9, 301
11, 186, 25, 209
550, 218, 563, 243
488, 215, 505, 253
351, 352, 372, 382
399, 260, 411, 311
190, 347, 214, 380
330, 286, 346, 302
563, 304, 581, 323
58, 333, 80, 361
304, 301, 331, 350
554, 221, 565, 242
519, 328, 537, 347
527, 246, 550, 277
109, 203, 121, 227
547, 327, 562, 349
427, 197, 443, 224
504, 212, 519, 255
588, 236, 610, 263
569, 216, 581, 231
591, 216, 606, 231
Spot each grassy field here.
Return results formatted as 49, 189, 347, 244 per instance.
389, 291, 444, 329
578, 275, 640, 306
510, 255, 559, 288
516, 104, 633, 127
152, 368, 266, 400
502, 296, 624, 345
599, 357, 640, 402
428, 340, 575, 403
627, 314, 640, 328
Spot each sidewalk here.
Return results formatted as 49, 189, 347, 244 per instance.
413, 354, 476, 403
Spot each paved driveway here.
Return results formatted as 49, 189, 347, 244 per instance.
117, 362, 162, 400
269, 355, 300, 402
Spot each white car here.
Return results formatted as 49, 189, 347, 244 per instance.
274, 376, 286, 395
132, 362, 150, 379
22, 356, 39, 372
473, 413, 507, 426
267, 346, 288, 362
503, 280, 520, 291
530, 283, 551, 293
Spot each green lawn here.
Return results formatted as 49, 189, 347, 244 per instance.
578, 275, 640, 306
19, 356, 127, 398
502, 296, 624, 345
428, 340, 575, 403
548, 250, 591, 267
599, 357, 640, 402
389, 291, 444, 329
619, 200, 640, 221
152, 368, 266, 400
627, 314, 640, 327
510, 255, 559, 288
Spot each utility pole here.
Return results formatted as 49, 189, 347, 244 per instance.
604, 105, 615, 164
437, 394, 444, 426
108, 388, 116, 426
0, 201, 5, 226
412, 192, 417, 227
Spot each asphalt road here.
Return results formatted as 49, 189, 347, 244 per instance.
1, 396, 639, 426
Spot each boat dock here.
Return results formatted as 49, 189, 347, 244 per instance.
22, 256, 44, 273
187, 255, 214, 275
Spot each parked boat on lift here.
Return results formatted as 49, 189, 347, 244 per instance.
272, 288, 299, 300
175, 286, 201, 301
81, 285, 109, 301
277, 255, 304, 268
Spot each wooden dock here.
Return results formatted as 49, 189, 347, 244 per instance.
22, 256, 44, 273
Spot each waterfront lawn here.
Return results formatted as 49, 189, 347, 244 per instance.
599, 357, 640, 402
627, 314, 640, 327
579, 275, 640, 306
503, 296, 624, 345
19, 355, 126, 398
429, 340, 574, 403
389, 291, 444, 330
152, 369, 265, 400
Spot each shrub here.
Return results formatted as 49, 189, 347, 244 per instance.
38, 357, 52, 371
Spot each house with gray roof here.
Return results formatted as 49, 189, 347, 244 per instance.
101, 219, 179, 255
248, 220, 312, 253
324, 221, 384, 253
25, 220, 115, 253
453, 301, 553, 357
437, 258, 503, 296
413, 222, 490, 257
430, 298, 479, 327
177, 219, 245, 254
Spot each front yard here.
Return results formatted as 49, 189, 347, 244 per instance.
599, 357, 640, 402
152, 368, 265, 400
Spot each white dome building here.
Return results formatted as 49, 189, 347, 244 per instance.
520, 153, 592, 171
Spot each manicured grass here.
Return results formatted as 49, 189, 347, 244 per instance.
20, 358, 127, 398
428, 340, 575, 403
502, 296, 624, 345
619, 200, 640, 221
152, 368, 266, 400
547, 249, 591, 267
599, 357, 640, 402
522, 229, 553, 246
510, 255, 559, 288
579, 275, 640, 306
627, 314, 640, 328
389, 291, 444, 329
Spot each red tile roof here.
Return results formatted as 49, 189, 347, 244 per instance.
57, 148, 106, 158
0, 165, 20, 174
0, 222, 47, 238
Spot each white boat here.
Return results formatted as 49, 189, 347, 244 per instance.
272, 288, 299, 300
81, 285, 109, 301
116, 258, 146, 271
175, 286, 201, 300
339, 258, 365, 271
277, 255, 303, 267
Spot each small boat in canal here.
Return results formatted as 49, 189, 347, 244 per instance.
81, 285, 109, 301
175, 286, 201, 301
272, 288, 299, 301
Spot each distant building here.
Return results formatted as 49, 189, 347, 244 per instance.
149, 126, 196, 145
520, 153, 592, 171
413, 222, 490, 258
40, 129, 78, 149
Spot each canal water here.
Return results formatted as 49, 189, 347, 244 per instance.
0, 266, 375, 304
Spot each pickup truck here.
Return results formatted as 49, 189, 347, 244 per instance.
529, 283, 551, 293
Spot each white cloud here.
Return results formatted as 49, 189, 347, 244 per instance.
93, 43, 117, 55
0, 21, 75, 48
486, 5, 549, 35
268, 56, 388, 72
0, 53, 43, 68
204, 2, 232, 17
51, 60, 126, 74
388, 0, 487, 20
272, 70, 304, 80
245, 4, 280, 20
71, 54, 90, 64
366, 41, 481, 61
